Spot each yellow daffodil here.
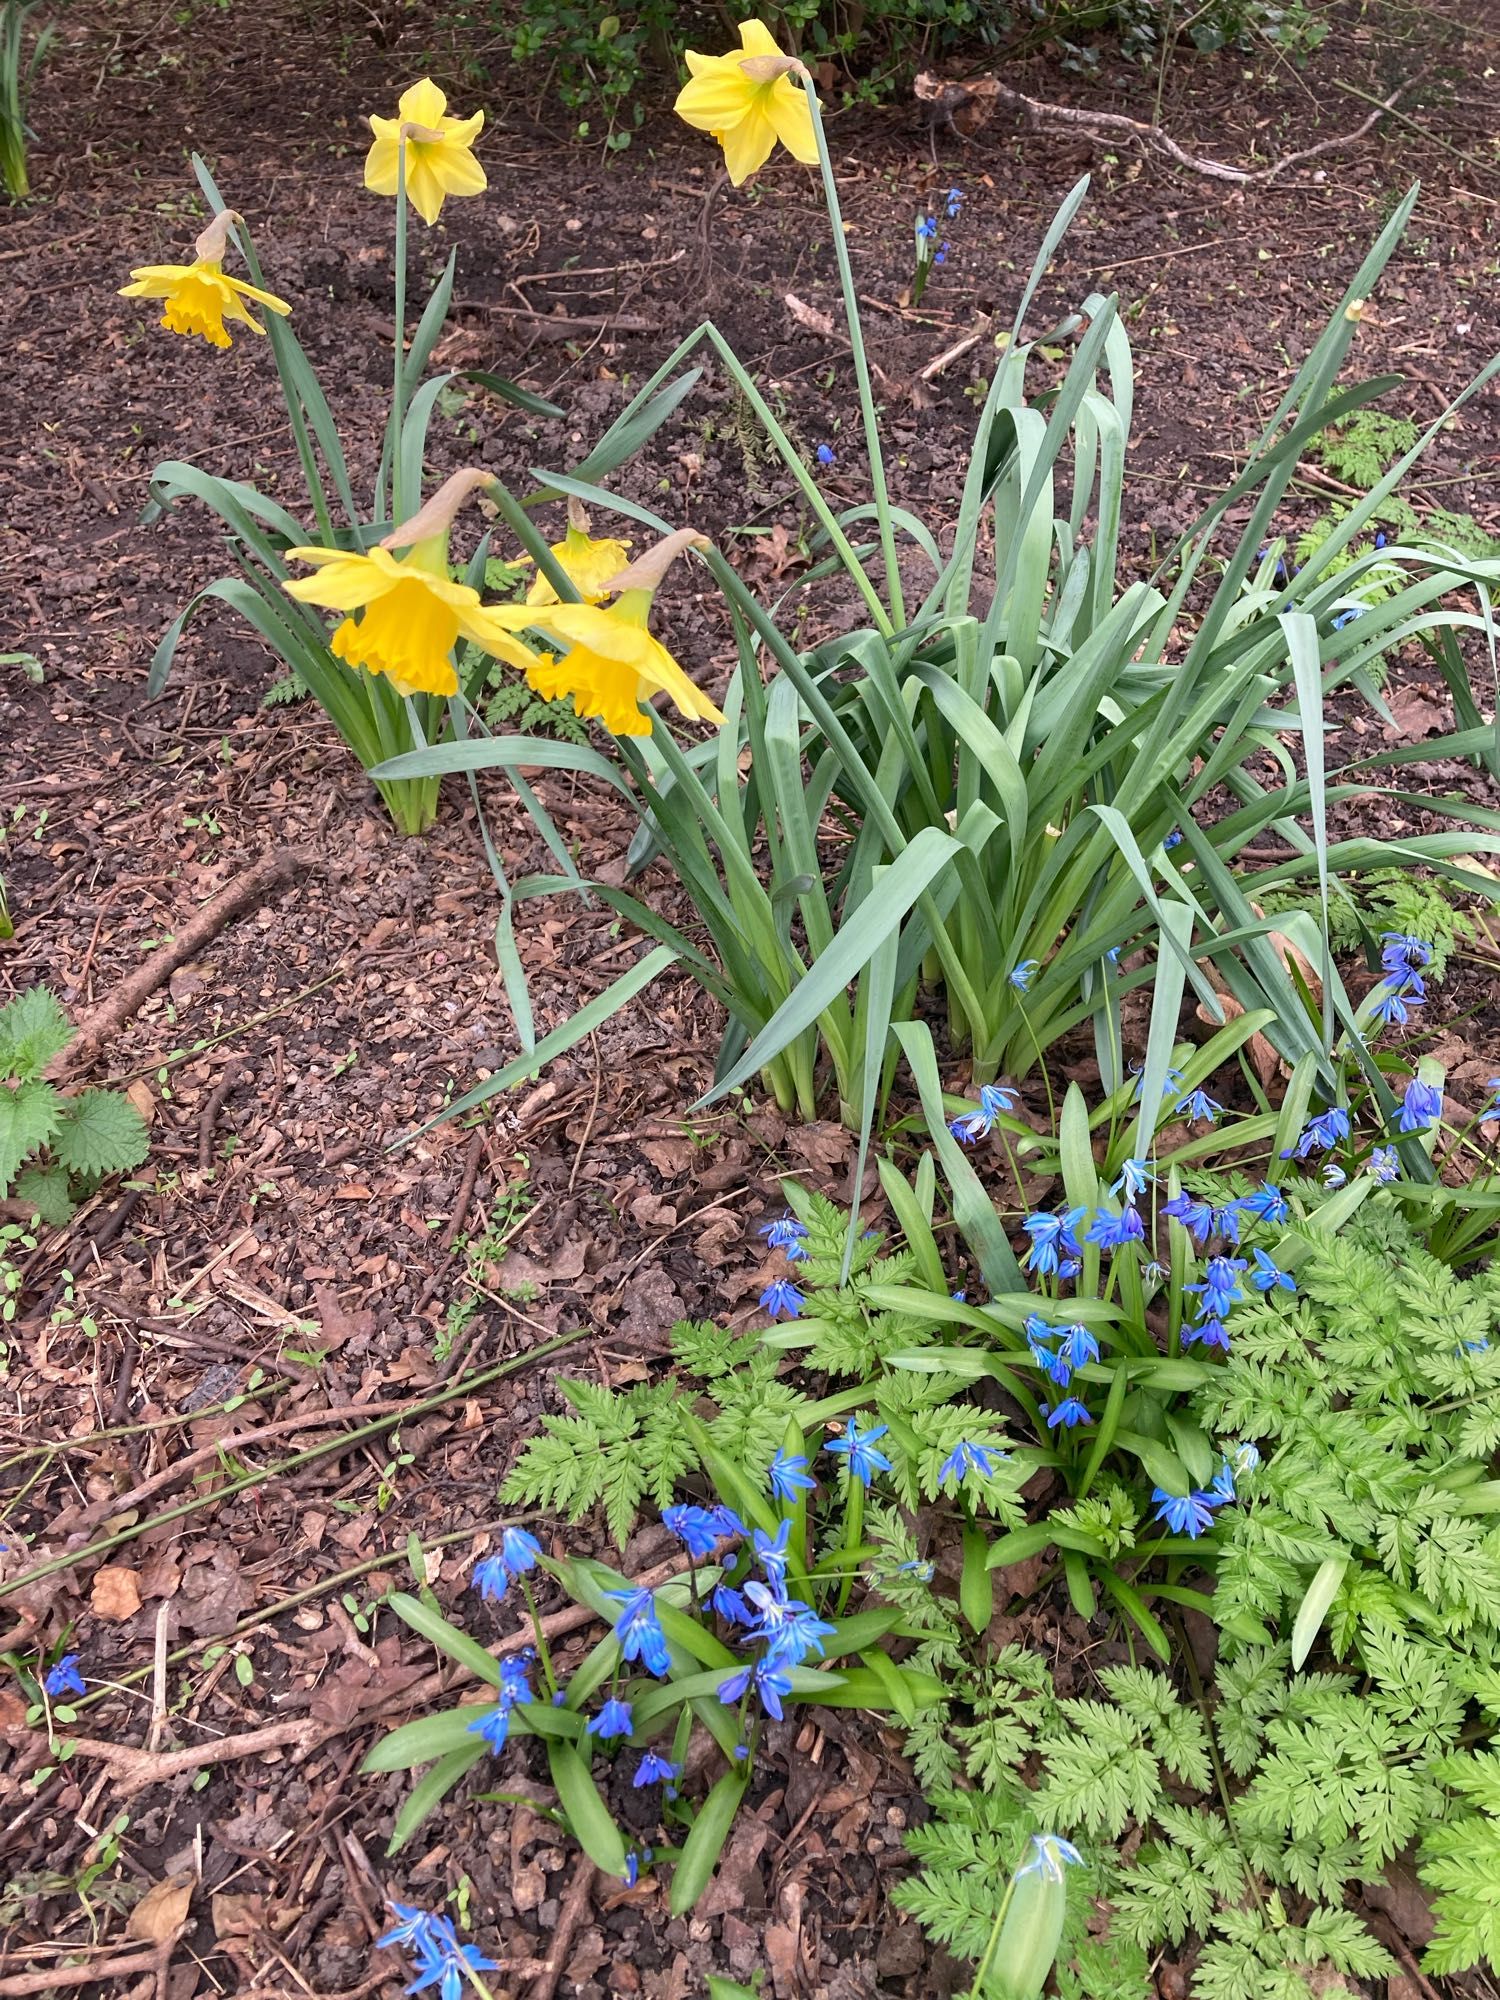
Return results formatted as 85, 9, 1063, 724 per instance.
364, 78, 486, 227
120, 211, 291, 349
526, 517, 632, 607
674, 19, 818, 187
498, 530, 723, 738
520, 597, 724, 736
284, 471, 538, 699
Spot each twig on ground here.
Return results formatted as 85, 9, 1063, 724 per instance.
53, 848, 317, 1081
531, 1853, 598, 2000
918, 70, 1412, 183
197, 1061, 245, 1172
0, 1942, 175, 1995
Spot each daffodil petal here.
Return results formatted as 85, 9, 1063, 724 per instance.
718, 110, 776, 186
737, 17, 781, 56
765, 80, 819, 165
397, 77, 448, 128
674, 67, 756, 136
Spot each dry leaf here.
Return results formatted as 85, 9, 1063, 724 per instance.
125, 1080, 156, 1126
126, 1871, 195, 1942
211, 1891, 264, 1939
91, 1564, 144, 1621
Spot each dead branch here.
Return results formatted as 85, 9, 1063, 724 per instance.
531, 1853, 598, 2000
916, 70, 1412, 184
0, 1943, 174, 1995
53, 848, 316, 1080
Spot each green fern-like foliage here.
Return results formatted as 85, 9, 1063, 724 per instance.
1260, 865, 1475, 984
499, 1376, 698, 1549
482, 676, 591, 744
1315, 408, 1419, 488
0, 988, 149, 1222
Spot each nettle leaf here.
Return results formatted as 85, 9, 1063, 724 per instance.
11, 1163, 76, 1227
50, 1089, 150, 1178
0, 986, 73, 1081
0, 1078, 62, 1192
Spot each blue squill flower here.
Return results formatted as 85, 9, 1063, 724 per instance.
607, 1588, 671, 1677
945, 186, 963, 216
468, 1702, 518, 1753
500, 1527, 542, 1574
1332, 606, 1364, 630
827, 1421, 891, 1487
753, 1520, 793, 1578
1183, 1313, 1230, 1352
1250, 1249, 1295, 1294
934, 243, 949, 265
1322, 1162, 1348, 1188
1009, 960, 1040, 992
816, 443, 836, 467
1235, 1183, 1288, 1225
713, 1582, 754, 1628
1164, 829, 1184, 850
377, 1902, 448, 1955
949, 1081, 1018, 1143
1022, 1206, 1086, 1277
1284, 1106, 1351, 1159
1370, 1145, 1400, 1183
663, 1505, 723, 1560
472, 1554, 514, 1602
917, 213, 939, 239
1086, 1205, 1143, 1253
759, 1212, 808, 1252
1373, 987, 1412, 1028
1382, 935, 1434, 980
1058, 1324, 1099, 1371
633, 1750, 682, 1787
1151, 1488, 1225, 1537
759, 1278, 806, 1319
769, 1449, 815, 1504
938, 1439, 997, 1485
1131, 1063, 1183, 1102
1018, 1834, 1084, 1884
1176, 1088, 1222, 1125
1045, 1396, 1092, 1429
43, 1654, 84, 1699
753, 1591, 836, 1664
718, 1656, 795, 1721
1397, 1078, 1442, 1133
1113, 1157, 1152, 1200
587, 1697, 634, 1740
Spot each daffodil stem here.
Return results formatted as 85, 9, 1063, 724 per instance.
391, 143, 410, 528
805, 83, 906, 632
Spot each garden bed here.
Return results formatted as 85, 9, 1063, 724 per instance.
3, 0, 1500, 1992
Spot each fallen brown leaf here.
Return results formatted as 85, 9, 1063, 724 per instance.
91, 1564, 144, 1622
126, 1871, 195, 1942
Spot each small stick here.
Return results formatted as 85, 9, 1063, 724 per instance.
0, 1944, 173, 1996
197, 1061, 246, 1172
531, 1853, 597, 2000
53, 848, 316, 1081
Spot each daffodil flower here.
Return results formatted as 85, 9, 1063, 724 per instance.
284, 469, 538, 699
526, 511, 632, 608
499, 530, 724, 738
365, 77, 486, 227
119, 211, 291, 350
674, 20, 819, 187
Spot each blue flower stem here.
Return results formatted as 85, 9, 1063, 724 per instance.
518, 1577, 556, 1697
460, 1964, 499, 2000
803, 82, 905, 631
837, 1475, 864, 1615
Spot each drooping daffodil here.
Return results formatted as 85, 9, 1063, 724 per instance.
526, 498, 632, 607
119, 210, 291, 350
364, 77, 486, 227
283, 469, 539, 699
498, 529, 724, 738
674, 19, 819, 187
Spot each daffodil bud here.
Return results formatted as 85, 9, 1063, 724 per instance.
737, 52, 809, 83
599, 527, 712, 599
192, 210, 244, 264
382, 466, 495, 559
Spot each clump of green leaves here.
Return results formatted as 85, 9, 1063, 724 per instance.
481, 677, 591, 745
1315, 408, 1419, 488
0, 988, 149, 1225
